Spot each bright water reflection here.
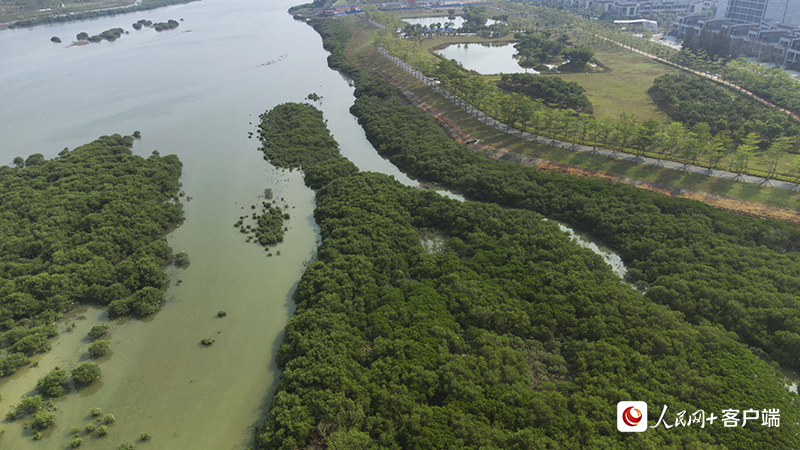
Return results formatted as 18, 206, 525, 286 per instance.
780, 366, 799, 394
435, 42, 536, 74
401, 16, 497, 28
402, 16, 465, 28
555, 223, 627, 279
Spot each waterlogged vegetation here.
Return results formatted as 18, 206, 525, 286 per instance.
153, 19, 179, 32
36, 365, 68, 397
257, 102, 358, 189
88, 324, 109, 339
173, 251, 190, 266
71, 362, 102, 385
75, 18, 179, 45
234, 202, 288, 250
252, 15, 800, 447
88, 340, 112, 357
132, 19, 152, 30
0, 134, 183, 377
76, 27, 125, 43
255, 100, 800, 449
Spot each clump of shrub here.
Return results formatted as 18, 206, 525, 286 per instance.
201, 338, 215, 346
88, 340, 111, 358
132, 19, 153, 30
37, 366, 68, 397
86, 423, 96, 433
217, 311, 227, 317
153, 19, 179, 32
0, 352, 30, 376
104, 414, 116, 424
173, 251, 190, 266
70, 437, 83, 447
32, 411, 56, 430
90, 407, 103, 417
88, 324, 109, 340
7, 395, 43, 420
72, 362, 101, 384
97, 425, 108, 436
140, 431, 151, 441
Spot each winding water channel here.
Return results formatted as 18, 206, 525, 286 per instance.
0, 1, 627, 448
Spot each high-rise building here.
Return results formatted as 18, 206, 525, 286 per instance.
763, 0, 800, 28
715, 0, 800, 27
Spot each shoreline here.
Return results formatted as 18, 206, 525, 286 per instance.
0, 0, 192, 31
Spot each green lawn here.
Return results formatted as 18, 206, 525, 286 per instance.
553, 47, 678, 121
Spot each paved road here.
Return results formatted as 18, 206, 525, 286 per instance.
376, 46, 800, 192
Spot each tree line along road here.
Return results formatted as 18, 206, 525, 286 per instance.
373, 43, 800, 192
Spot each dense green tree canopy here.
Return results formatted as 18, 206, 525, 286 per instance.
255, 99, 800, 449
36, 365, 68, 397
0, 134, 182, 376
350, 73, 800, 368
258, 102, 358, 189
648, 74, 798, 141
255, 18, 800, 449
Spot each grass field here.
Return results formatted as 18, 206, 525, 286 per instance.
396, 26, 678, 122
341, 16, 800, 211
554, 47, 678, 121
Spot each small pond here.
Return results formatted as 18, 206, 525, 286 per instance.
434, 43, 538, 75
401, 16, 497, 28
403, 16, 465, 28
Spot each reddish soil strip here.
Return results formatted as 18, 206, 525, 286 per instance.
377, 66, 800, 226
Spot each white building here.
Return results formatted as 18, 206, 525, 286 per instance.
614, 19, 659, 31
715, 0, 800, 28
549, 0, 716, 17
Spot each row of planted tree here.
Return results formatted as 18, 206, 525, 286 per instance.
575, 17, 800, 118
374, 16, 800, 181
443, 71, 799, 179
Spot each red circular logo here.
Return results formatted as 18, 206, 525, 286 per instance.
622, 406, 643, 427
